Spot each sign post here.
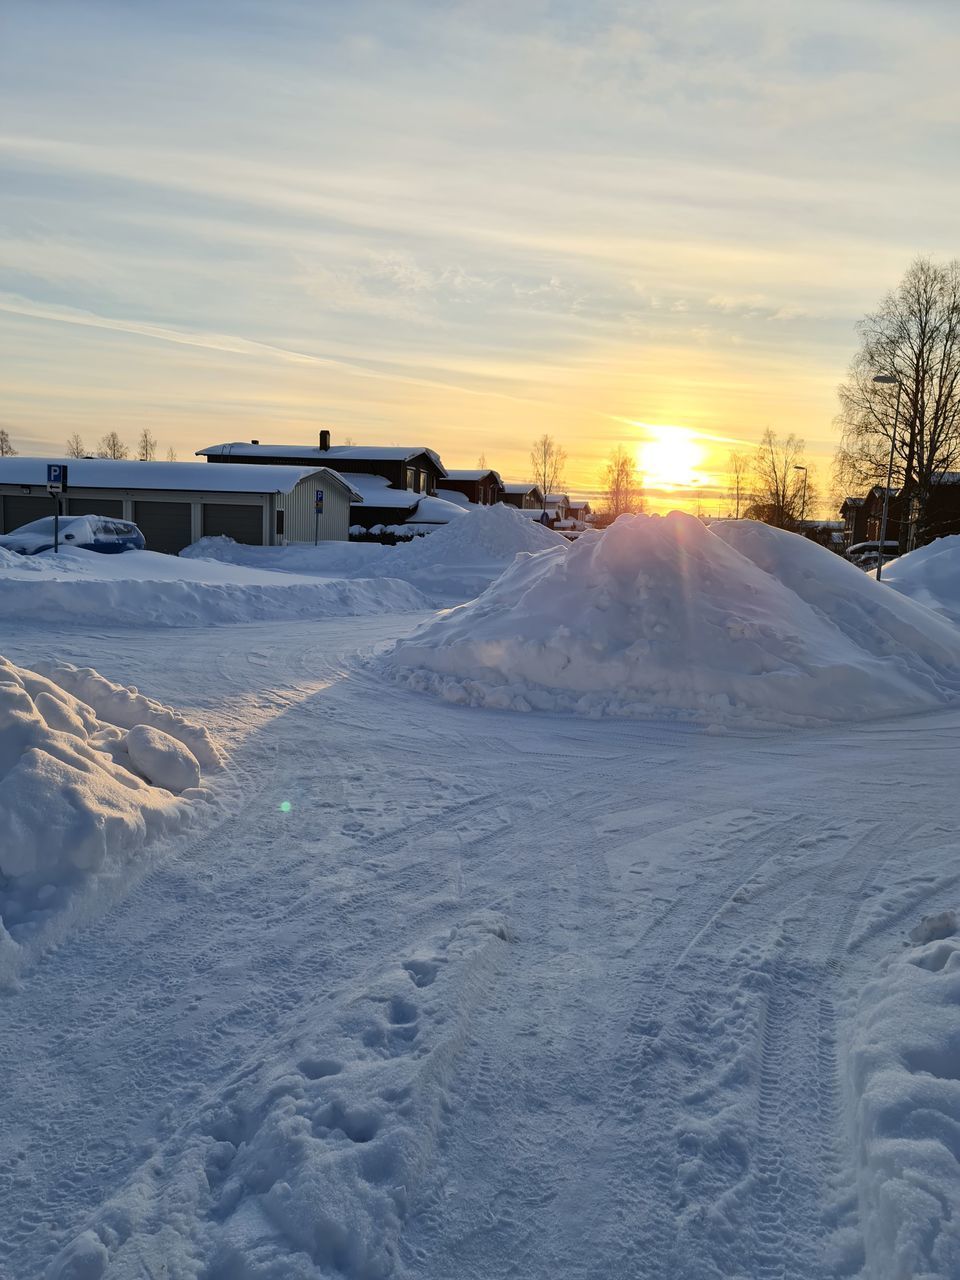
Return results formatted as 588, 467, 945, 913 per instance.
314, 488, 324, 546
46, 464, 68, 553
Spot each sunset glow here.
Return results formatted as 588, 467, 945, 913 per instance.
636, 425, 709, 492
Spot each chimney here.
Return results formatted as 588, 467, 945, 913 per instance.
319, 429, 331, 451
251, 439, 259, 445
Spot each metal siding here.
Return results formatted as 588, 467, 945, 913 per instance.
2, 495, 53, 531
66, 497, 124, 517
133, 501, 193, 554
284, 475, 350, 541
202, 502, 264, 544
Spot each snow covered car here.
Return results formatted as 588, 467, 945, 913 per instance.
0, 515, 146, 555
846, 540, 899, 570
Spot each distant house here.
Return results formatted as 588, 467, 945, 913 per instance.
198, 431, 447, 496
545, 493, 570, 520
0, 457, 358, 552
567, 500, 592, 523
346, 475, 465, 535
440, 469, 505, 506
502, 482, 545, 510
840, 496, 868, 548
859, 485, 903, 545
198, 431, 463, 538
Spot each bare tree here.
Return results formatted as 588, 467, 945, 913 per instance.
602, 444, 643, 518
166, 445, 177, 462
529, 434, 567, 512
477, 451, 487, 469
66, 433, 85, 458
727, 450, 750, 519
836, 256, 960, 549
748, 430, 811, 529
137, 428, 157, 461
0, 429, 17, 456
97, 431, 128, 460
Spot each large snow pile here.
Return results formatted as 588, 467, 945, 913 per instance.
383, 512, 960, 727
847, 911, 960, 1278
186, 505, 568, 604
0, 655, 217, 945
0, 547, 429, 626
884, 535, 960, 622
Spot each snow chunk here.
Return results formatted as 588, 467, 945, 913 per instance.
0, 656, 218, 949
910, 910, 959, 946
383, 513, 960, 727
33, 661, 222, 770
847, 916, 960, 1278
125, 725, 201, 794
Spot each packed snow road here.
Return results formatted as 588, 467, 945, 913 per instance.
1, 616, 958, 1278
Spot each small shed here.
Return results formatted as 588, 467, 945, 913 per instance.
0, 458, 358, 552
502, 482, 545, 510
440, 469, 505, 506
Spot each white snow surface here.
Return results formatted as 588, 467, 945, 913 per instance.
384, 512, 960, 726
5, 517, 960, 1280
0, 656, 211, 926
0, 546, 429, 626
186, 503, 567, 604
847, 914, 960, 1278
884, 534, 960, 621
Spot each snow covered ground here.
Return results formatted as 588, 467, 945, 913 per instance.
2, 516, 959, 1279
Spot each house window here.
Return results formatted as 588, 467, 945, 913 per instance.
405, 467, 416, 491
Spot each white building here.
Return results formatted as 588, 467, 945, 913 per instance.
0, 458, 359, 552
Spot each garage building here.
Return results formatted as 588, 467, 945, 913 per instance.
0, 459, 358, 553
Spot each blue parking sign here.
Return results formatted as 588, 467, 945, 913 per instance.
315, 488, 324, 513
46, 463, 68, 492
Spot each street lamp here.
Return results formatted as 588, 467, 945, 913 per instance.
872, 374, 903, 582
794, 465, 808, 532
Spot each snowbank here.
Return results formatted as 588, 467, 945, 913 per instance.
0, 656, 217, 945
847, 913, 960, 1278
186, 505, 568, 604
0, 546, 430, 626
383, 512, 960, 727
884, 535, 960, 622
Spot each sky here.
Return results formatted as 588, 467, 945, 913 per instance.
2, 0, 960, 513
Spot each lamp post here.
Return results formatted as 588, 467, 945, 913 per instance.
793, 465, 807, 533
872, 374, 903, 582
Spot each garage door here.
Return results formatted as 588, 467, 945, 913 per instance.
202, 502, 264, 545
2, 495, 53, 532
66, 497, 124, 518
133, 501, 193, 554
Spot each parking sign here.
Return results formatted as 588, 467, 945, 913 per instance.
46, 463, 68, 494
315, 488, 324, 513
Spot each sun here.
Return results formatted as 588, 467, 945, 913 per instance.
636, 424, 706, 489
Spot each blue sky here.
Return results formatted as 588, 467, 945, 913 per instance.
2, 0, 959, 504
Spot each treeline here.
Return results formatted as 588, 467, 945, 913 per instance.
0, 429, 177, 461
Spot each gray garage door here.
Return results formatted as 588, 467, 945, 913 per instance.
133, 500, 193, 554
202, 502, 264, 545
2, 495, 54, 532
66, 497, 124, 518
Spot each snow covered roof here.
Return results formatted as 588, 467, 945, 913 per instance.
502, 482, 541, 495
347, 474, 419, 509
545, 492, 569, 505
198, 441, 446, 474
0, 457, 360, 498
842, 496, 866, 508
444, 469, 503, 483
437, 488, 474, 509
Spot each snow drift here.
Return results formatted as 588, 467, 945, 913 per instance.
186, 505, 569, 605
847, 912, 960, 1278
0, 656, 217, 944
0, 547, 430, 626
384, 512, 960, 727
884, 534, 960, 623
